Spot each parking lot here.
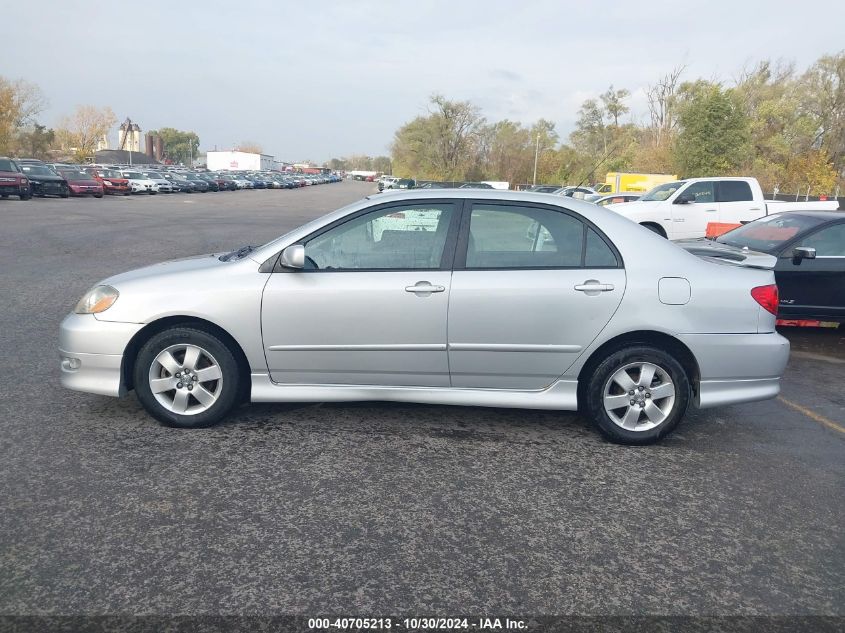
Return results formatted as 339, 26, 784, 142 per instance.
0, 180, 843, 617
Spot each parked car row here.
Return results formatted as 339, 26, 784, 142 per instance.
0, 157, 343, 200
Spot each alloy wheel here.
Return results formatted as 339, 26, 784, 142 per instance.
602, 362, 676, 431
148, 344, 223, 415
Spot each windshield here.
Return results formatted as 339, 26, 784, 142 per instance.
0, 159, 19, 172
102, 170, 121, 178
640, 181, 684, 201
21, 165, 55, 176
144, 172, 164, 179
60, 170, 90, 179
123, 172, 143, 179
716, 214, 827, 253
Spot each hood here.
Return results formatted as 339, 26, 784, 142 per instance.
101, 252, 228, 287
66, 178, 100, 186
26, 173, 65, 182
675, 238, 777, 269
605, 199, 665, 216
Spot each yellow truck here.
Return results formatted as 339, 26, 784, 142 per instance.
597, 172, 678, 194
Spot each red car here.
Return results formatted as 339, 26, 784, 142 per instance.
0, 157, 32, 200
58, 169, 104, 198
84, 167, 131, 195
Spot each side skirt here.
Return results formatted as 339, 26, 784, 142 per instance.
250, 373, 579, 410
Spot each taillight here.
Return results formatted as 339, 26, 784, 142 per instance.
751, 284, 778, 315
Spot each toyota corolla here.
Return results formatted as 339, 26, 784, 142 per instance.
59, 190, 790, 444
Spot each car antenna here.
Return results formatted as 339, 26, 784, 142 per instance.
574, 142, 618, 189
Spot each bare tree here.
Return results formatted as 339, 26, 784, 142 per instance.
0, 77, 47, 155
237, 141, 263, 154
55, 105, 117, 161
646, 65, 685, 147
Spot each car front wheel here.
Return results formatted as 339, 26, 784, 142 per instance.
584, 346, 690, 445
134, 327, 241, 428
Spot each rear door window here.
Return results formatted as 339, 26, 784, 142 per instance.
718, 181, 753, 202
463, 203, 620, 269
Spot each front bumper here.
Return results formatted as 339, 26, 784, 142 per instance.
31, 181, 67, 196
70, 185, 103, 196
0, 182, 28, 195
59, 313, 144, 397
677, 332, 790, 408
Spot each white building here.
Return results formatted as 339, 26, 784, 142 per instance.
207, 151, 274, 171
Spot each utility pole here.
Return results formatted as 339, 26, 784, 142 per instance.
532, 134, 540, 186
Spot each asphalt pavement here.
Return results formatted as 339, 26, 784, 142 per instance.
0, 182, 842, 620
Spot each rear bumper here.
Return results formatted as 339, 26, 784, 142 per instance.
676, 332, 790, 408
59, 313, 144, 397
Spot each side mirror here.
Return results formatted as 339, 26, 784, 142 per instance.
280, 244, 305, 269
792, 246, 816, 264
674, 192, 695, 204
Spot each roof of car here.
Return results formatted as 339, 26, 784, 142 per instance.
369, 187, 599, 206
769, 209, 845, 220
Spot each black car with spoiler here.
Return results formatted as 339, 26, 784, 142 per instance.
678, 211, 845, 323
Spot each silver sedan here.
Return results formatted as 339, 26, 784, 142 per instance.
60, 189, 790, 444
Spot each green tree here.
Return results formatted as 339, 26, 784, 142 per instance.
483, 119, 533, 184
372, 156, 392, 173
601, 85, 630, 127
149, 127, 200, 165
391, 94, 485, 179
673, 81, 750, 177
16, 123, 54, 160
799, 51, 845, 176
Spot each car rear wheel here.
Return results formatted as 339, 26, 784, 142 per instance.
134, 327, 241, 429
640, 223, 666, 238
584, 346, 690, 445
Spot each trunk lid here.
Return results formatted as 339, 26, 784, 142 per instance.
675, 238, 777, 270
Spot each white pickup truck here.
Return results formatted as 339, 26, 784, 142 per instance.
606, 177, 840, 239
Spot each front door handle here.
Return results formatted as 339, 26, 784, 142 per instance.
574, 281, 615, 293
704, 208, 718, 212
405, 281, 445, 294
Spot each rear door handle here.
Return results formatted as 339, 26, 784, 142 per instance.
405, 282, 445, 294
574, 282, 615, 292
704, 208, 718, 213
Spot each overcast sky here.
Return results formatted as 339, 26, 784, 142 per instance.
4, 0, 844, 163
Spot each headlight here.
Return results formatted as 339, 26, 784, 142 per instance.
103, 180, 113, 186
75, 285, 119, 314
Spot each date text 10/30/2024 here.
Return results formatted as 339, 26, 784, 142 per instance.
308, 617, 528, 630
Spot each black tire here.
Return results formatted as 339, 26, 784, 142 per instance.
20, 192, 32, 200
133, 327, 241, 429
61, 191, 69, 198
94, 194, 103, 199
584, 345, 690, 445
641, 223, 666, 238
